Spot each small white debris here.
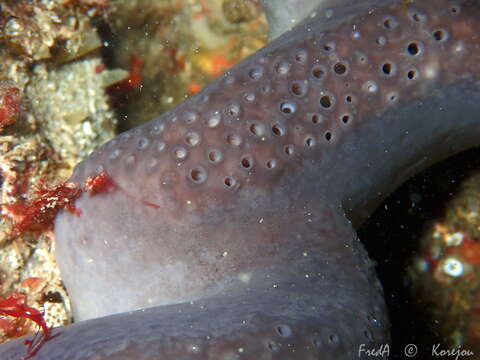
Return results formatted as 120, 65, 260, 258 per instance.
238, 272, 252, 283
444, 232, 464, 246
82, 121, 93, 135
363, 80, 378, 93
442, 257, 464, 277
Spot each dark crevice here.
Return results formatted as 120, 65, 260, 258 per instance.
359, 147, 480, 359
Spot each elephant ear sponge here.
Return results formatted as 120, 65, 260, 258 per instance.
7, 0, 472, 359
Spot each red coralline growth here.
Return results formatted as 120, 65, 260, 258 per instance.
84, 172, 115, 196
3, 182, 82, 236
455, 236, 480, 266
107, 55, 144, 108
108, 55, 143, 91
0, 87, 21, 130
3, 172, 116, 237
0, 293, 51, 360
166, 48, 185, 74
0, 295, 30, 340
94, 63, 106, 74
125, 55, 143, 88
209, 55, 234, 78
187, 82, 202, 95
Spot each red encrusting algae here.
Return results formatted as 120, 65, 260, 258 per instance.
106, 55, 144, 108
0, 87, 21, 130
3, 172, 116, 237
84, 172, 115, 196
0, 293, 51, 360
108, 55, 144, 92
0, 172, 116, 357
3, 182, 82, 237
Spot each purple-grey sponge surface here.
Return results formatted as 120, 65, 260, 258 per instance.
1, 0, 480, 358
